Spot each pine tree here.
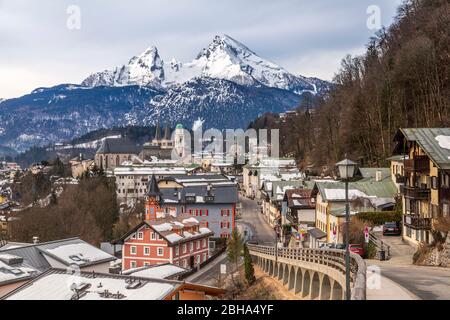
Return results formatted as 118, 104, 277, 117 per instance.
226, 228, 244, 277
243, 243, 256, 285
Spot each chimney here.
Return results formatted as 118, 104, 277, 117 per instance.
376, 170, 382, 182
32, 236, 40, 244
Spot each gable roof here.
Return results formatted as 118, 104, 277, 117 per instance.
96, 138, 140, 155
395, 128, 450, 169
115, 215, 213, 246
283, 189, 315, 208
315, 179, 397, 203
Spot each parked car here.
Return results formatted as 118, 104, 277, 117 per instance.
383, 221, 401, 236
349, 244, 365, 257
319, 243, 346, 250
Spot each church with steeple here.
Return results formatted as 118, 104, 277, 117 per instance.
139, 121, 175, 160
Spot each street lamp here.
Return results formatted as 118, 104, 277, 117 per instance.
335, 158, 357, 301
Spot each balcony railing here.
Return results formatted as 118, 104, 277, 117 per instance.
440, 188, 450, 202
400, 185, 430, 200
404, 155, 430, 173
404, 214, 432, 230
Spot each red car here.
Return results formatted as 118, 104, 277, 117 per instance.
349, 244, 365, 257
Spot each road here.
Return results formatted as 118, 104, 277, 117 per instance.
187, 195, 274, 286
237, 195, 276, 245
367, 233, 450, 300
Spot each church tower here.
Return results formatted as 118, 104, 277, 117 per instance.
144, 174, 164, 220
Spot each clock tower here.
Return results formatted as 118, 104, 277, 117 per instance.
145, 174, 164, 220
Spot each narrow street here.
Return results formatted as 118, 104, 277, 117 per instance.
367, 233, 450, 300
237, 195, 276, 245
187, 195, 274, 286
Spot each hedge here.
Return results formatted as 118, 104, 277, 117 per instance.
356, 211, 402, 226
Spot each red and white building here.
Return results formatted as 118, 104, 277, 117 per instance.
117, 175, 213, 271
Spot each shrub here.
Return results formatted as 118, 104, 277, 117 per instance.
356, 211, 402, 226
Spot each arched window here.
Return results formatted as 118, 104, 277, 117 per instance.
116, 155, 120, 167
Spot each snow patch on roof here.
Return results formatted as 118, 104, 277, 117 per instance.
44, 243, 114, 266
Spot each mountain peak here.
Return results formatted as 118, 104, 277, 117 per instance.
81, 35, 326, 94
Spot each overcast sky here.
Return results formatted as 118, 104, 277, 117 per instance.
0, 0, 402, 99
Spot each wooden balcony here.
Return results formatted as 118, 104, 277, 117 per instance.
404, 214, 432, 230
395, 174, 407, 184
440, 188, 450, 202
404, 155, 430, 173
400, 185, 430, 200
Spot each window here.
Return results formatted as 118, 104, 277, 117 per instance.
158, 234, 164, 240
202, 239, 207, 247
189, 242, 194, 252
131, 233, 136, 239
137, 232, 144, 240
196, 240, 200, 249
130, 261, 137, 268
443, 203, 449, 217
431, 176, 438, 189
203, 253, 207, 262
183, 259, 187, 268
144, 262, 150, 267
144, 247, 150, 256
130, 246, 137, 255
196, 255, 200, 264
183, 244, 187, 253
175, 246, 179, 256
221, 221, 230, 229
157, 247, 164, 256
151, 232, 156, 240
221, 209, 230, 216
200, 221, 209, 228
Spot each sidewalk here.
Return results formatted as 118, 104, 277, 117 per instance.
366, 265, 419, 300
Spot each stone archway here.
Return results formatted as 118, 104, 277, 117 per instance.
302, 271, 311, 298
277, 263, 283, 280
282, 264, 289, 286
310, 272, 320, 300
320, 275, 332, 300
268, 260, 274, 276
288, 266, 296, 291
273, 262, 278, 278
294, 268, 303, 294
331, 281, 343, 300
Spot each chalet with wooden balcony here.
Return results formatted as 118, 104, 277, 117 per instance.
393, 128, 450, 246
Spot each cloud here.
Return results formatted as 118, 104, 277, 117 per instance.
0, 0, 402, 98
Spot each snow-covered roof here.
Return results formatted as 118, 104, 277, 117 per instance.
5, 270, 177, 300
123, 264, 187, 279
40, 242, 115, 267
0, 254, 39, 285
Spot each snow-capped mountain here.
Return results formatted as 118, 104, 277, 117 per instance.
0, 35, 331, 154
82, 35, 323, 95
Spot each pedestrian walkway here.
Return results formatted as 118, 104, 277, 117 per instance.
366, 264, 418, 300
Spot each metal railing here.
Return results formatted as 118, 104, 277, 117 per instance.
248, 244, 366, 300
369, 232, 391, 260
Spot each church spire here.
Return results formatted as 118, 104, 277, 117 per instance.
163, 122, 170, 140
154, 121, 161, 141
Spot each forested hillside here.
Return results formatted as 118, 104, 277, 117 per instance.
250, 0, 449, 170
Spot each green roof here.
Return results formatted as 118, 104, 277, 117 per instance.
398, 128, 450, 170
315, 179, 397, 202
358, 168, 390, 180
176, 124, 183, 129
